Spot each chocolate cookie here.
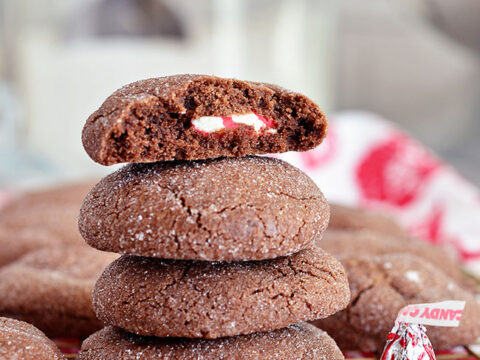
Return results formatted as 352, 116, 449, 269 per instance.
0, 227, 83, 268
0, 181, 95, 266
0, 317, 64, 360
329, 203, 408, 238
313, 254, 480, 351
80, 156, 329, 261
78, 323, 343, 360
321, 229, 462, 281
82, 74, 327, 165
92, 243, 350, 339
0, 245, 117, 337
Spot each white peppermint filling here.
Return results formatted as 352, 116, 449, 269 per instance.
191, 116, 225, 133
231, 113, 265, 132
192, 113, 275, 133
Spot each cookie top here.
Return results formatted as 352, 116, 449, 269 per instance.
82, 74, 327, 165
0, 317, 64, 360
313, 254, 480, 351
0, 181, 95, 266
78, 323, 344, 360
0, 245, 117, 337
321, 229, 462, 281
329, 203, 408, 238
92, 243, 350, 339
80, 156, 329, 261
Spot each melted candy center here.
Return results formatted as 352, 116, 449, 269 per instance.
192, 113, 276, 134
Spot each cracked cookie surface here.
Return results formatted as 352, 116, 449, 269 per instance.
0, 245, 117, 338
313, 254, 480, 351
92, 242, 350, 338
79, 156, 329, 261
0, 317, 65, 360
82, 74, 328, 165
77, 323, 344, 360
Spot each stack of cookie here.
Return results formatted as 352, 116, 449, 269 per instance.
77, 75, 350, 359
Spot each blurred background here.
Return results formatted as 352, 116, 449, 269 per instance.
0, 0, 479, 189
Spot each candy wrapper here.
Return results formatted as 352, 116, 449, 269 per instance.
277, 112, 480, 273
382, 322, 435, 360
380, 300, 466, 359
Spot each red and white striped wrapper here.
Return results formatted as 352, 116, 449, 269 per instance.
277, 112, 480, 272
380, 301, 466, 360
381, 322, 436, 360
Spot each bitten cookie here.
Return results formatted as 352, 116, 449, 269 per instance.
82, 74, 327, 165
0, 245, 117, 337
92, 243, 350, 339
0, 181, 95, 266
0, 317, 64, 360
321, 229, 462, 281
329, 203, 408, 238
78, 323, 343, 360
80, 156, 329, 261
313, 254, 480, 351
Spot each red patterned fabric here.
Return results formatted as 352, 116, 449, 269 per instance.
278, 112, 480, 267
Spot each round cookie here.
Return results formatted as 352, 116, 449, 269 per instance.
82, 74, 328, 165
313, 254, 480, 351
80, 156, 329, 261
78, 323, 344, 360
0, 317, 64, 360
0, 181, 95, 266
329, 203, 408, 238
92, 243, 350, 339
0, 245, 117, 337
321, 229, 462, 281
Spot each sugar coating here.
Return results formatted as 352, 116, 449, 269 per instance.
313, 253, 480, 352
79, 156, 330, 261
92, 241, 350, 339
0, 245, 117, 338
405, 270, 421, 283
0, 317, 64, 360
78, 323, 344, 360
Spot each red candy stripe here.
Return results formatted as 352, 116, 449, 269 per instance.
221, 116, 239, 129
